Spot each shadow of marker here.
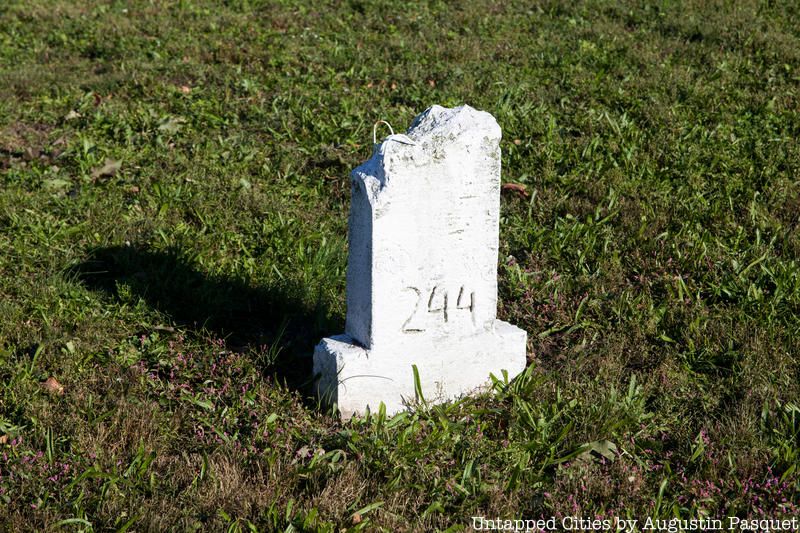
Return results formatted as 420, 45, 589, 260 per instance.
67, 244, 341, 401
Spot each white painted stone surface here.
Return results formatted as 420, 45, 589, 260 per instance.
313, 104, 527, 418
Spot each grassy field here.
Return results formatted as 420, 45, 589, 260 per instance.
1, 0, 799, 530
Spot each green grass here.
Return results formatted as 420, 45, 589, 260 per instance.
1, 0, 799, 530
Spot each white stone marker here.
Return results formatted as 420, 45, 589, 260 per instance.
313, 104, 527, 418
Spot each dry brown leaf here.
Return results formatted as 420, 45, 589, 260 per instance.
42, 376, 65, 395
0, 434, 7, 445
91, 158, 121, 181
501, 182, 530, 198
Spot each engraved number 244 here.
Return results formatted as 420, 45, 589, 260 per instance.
402, 285, 474, 332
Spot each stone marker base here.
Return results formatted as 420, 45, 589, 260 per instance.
313, 320, 527, 419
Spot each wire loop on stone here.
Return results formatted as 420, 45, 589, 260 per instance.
373, 120, 395, 144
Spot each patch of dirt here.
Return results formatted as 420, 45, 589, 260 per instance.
0, 122, 63, 170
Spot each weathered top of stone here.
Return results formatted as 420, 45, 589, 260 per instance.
406, 104, 501, 144
352, 104, 501, 197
